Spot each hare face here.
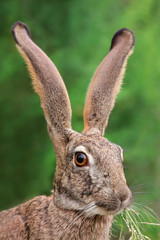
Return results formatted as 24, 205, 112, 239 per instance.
54, 133, 132, 217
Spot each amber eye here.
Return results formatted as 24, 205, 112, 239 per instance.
74, 152, 88, 167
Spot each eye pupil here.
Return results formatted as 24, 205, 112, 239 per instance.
77, 154, 84, 163
74, 152, 88, 167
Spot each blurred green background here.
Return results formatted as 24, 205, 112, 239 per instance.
0, 0, 159, 238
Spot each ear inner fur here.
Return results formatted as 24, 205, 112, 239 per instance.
12, 21, 73, 160
83, 28, 135, 136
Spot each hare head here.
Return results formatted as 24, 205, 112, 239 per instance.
12, 22, 135, 218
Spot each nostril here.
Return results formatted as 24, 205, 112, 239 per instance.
118, 191, 129, 202
114, 185, 132, 207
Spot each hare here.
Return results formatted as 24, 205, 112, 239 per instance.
0, 21, 135, 240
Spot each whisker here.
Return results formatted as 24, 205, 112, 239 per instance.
78, 214, 88, 239
125, 210, 148, 240
58, 203, 99, 240
132, 203, 158, 222
132, 191, 150, 195
58, 210, 85, 240
130, 183, 150, 190
129, 206, 146, 223
119, 202, 160, 240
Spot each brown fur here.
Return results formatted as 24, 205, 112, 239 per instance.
0, 195, 111, 240
83, 29, 135, 136
0, 22, 135, 239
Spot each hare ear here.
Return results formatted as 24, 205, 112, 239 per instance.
83, 28, 135, 136
12, 22, 72, 159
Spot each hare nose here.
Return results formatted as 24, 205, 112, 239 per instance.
114, 183, 132, 206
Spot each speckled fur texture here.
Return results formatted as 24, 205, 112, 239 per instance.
0, 22, 135, 239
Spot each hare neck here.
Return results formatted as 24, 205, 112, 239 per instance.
49, 199, 113, 240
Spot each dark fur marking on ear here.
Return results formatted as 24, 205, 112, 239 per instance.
11, 21, 31, 45
110, 28, 135, 50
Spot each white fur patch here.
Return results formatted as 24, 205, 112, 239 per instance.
84, 202, 106, 217
55, 193, 84, 211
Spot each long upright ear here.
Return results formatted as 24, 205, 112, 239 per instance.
83, 28, 135, 136
12, 21, 72, 160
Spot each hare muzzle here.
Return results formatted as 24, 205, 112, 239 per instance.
114, 183, 133, 210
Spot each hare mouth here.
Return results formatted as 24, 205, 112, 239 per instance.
83, 201, 121, 217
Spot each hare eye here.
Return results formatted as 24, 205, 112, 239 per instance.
74, 152, 88, 167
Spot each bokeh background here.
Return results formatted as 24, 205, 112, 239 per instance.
0, 0, 159, 238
